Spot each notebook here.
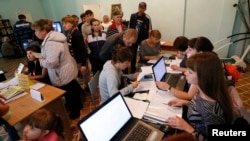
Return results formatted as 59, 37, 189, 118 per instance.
78, 92, 164, 141
152, 56, 186, 90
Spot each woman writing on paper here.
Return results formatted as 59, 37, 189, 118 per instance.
139, 30, 161, 65
164, 52, 234, 140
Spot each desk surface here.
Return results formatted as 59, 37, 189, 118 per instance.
3, 83, 65, 125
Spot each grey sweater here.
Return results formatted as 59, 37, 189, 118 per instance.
40, 31, 78, 86
99, 60, 133, 103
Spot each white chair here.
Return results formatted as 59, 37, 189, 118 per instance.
87, 71, 100, 108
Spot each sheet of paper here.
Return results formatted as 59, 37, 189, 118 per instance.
32, 52, 42, 58
0, 77, 18, 89
30, 89, 44, 102
30, 83, 45, 90
124, 97, 149, 119
144, 90, 182, 121
1, 85, 24, 99
166, 67, 182, 74
4, 92, 27, 103
17, 74, 31, 89
133, 93, 148, 101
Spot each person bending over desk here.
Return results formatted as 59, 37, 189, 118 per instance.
99, 46, 139, 103
162, 52, 234, 140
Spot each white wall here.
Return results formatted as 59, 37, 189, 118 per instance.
82, 0, 237, 43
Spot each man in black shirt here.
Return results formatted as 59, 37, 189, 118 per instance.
129, 2, 152, 73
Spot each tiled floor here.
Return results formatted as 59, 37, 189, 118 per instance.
0, 56, 250, 141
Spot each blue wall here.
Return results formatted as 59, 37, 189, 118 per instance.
0, 0, 45, 24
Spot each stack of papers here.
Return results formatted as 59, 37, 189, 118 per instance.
1, 85, 26, 103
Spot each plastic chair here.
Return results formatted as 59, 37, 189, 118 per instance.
87, 71, 100, 108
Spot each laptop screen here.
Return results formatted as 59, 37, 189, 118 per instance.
152, 56, 166, 81
78, 93, 132, 141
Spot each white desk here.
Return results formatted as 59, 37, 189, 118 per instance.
126, 63, 185, 124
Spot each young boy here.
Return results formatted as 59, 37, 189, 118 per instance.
23, 45, 51, 84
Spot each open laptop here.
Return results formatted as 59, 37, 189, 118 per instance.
78, 92, 164, 141
152, 56, 186, 90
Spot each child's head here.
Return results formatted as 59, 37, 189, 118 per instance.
90, 18, 101, 32
23, 109, 64, 140
26, 45, 40, 61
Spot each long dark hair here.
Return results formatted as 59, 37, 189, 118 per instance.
186, 52, 234, 123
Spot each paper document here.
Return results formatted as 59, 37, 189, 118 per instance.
32, 52, 42, 58
124, 97, 149, 119
144, 90, 182, 123
0, 85, 26, 103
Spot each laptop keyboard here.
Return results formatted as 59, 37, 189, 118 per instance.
125, 123, 152, 141
166, 74, 181, 87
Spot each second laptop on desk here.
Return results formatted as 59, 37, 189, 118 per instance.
152, 56, 186, 90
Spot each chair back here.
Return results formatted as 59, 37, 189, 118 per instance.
88, 71, 100, 107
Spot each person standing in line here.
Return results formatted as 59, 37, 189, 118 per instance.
71, 14, 79, 28
78, 13, 86, 33
101, 15, 112, 32
13, 14, 36, 55
81, 10, 94, 43
87, 18, 106, 74
31, 19, 83, 120
61, 15, 88, 84
106, 10, 126, 38
129, 2, 152, 73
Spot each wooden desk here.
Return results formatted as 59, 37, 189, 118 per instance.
3, 83, 73, 141
161, 41, 177, 52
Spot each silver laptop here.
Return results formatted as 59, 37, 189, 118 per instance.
152, 56, 186, 90
77, 92, 164, 141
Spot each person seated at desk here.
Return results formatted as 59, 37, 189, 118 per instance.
0, 94, 20, 141
139, 30, 161, 65
1, 37, 19, 58
99, 46, 139, 103
171, 36, 189, 67
157, 37, 244, 117
163, 52, 234, 140
171, 37, 213, 73
22, 45, 51, 84
21, 108, 64, 141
